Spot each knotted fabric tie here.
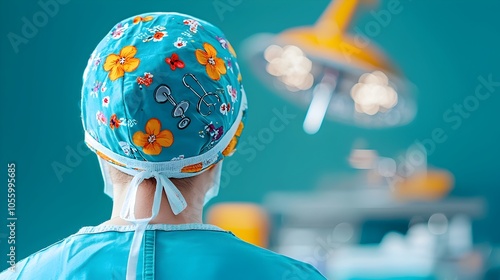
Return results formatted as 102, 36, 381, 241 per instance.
119, 170, 187, 280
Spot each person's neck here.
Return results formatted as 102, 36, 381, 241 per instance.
100, 183, 204, 226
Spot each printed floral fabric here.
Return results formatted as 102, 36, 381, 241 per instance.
133, 16, 153, 24
222, 121, 244, 156
103, 46, 140, 81
181, 162, 203, 173
133, 118, 174, 155
195, 42, 227, 81
81, 12, 247, 171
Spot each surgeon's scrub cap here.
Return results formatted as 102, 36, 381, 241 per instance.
80, 12, 247, 280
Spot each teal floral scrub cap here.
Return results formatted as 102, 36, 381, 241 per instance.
80, 12, 247, 280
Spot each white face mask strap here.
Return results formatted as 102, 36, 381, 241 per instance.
98, 156, 114, 198
119, 171, 187, 280
204, 161, 223, 205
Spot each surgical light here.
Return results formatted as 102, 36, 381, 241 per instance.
242, 0, 417, 133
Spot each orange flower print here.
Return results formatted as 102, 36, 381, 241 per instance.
222, 138, 238, 156
133, 118, 173, 155
138, 26, 167, 43
136, 72, 153, 89
103, 46, 140, 81
235, 122, 244, 137
181, 162, 203, 173
133, 16, 153, 24
96, 150, 126, 167
153, 30, 166, 42
110, 114, 121, 129
222, 122, 244, 156
195, 42, 226, 81
227, 41, 237, 57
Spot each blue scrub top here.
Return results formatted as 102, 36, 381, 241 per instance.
0, 224, 325, 280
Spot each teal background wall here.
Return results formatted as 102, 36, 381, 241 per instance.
1, 0, 499, 271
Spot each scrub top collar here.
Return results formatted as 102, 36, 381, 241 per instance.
76, 223, 227, 235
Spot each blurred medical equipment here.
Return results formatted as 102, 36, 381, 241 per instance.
265, 189, 486, 279
207, 203, 270, 248
242, 0, 416, 134
348, 143, 455, 201
262, 143, 486, 279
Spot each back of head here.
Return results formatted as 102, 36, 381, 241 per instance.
82, 12, 246, 178
80, 12, 247, 278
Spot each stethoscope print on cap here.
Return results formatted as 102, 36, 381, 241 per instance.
154, 84, 191, 129
182, 73, 222, 117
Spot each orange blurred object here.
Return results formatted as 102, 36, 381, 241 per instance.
242, 0, 417, 129
207, 203, 270, 248
276, 0, 396, 74
393, 170, 454, 201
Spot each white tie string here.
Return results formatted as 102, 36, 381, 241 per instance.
119, 171, 187, 280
